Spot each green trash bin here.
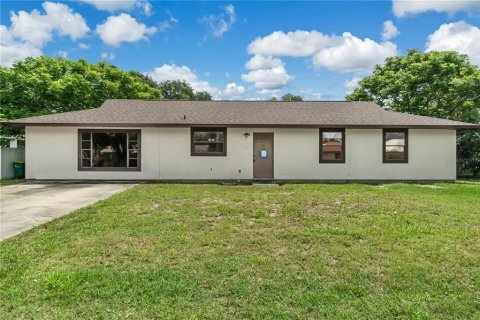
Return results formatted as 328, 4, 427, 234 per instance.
13, 160, 25, 179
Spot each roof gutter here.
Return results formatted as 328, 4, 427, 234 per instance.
2, 122, 479, 130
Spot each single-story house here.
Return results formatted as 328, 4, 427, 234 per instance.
3, 99, 479, 182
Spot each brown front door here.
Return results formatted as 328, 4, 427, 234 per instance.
253, 133, 274, 180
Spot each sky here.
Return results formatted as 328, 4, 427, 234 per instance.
1, 1, 479, 100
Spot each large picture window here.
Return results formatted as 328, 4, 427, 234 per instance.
383, 129, 408, 163
79, 130, 140, 171
191, 127, 227, 156
320, 128, 345, 163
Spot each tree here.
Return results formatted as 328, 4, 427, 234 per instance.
0, 56, 163, 146
158, 80, 195, 100
346, 49, 479, 123
129, 70, 159, 89
268, 97, 278, 101
346, 49, 480, 176
281, 93, 303, 102
158, 80, 213, 100
194, 91, 212, 100
158, 80, 212, 100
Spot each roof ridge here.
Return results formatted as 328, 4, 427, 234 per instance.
104, 98, 375, 103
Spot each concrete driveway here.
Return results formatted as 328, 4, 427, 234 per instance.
0, 183, 135, 240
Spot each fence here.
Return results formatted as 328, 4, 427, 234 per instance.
457, 158, 480, 178
0, 148, 25, 179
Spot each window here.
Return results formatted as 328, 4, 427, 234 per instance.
320, 128, 345, 163
79, 130, 140, 171
383, 129, 408, 163
191, 127, 227, 156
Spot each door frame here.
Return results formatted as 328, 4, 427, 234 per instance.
253, 132, 274, 180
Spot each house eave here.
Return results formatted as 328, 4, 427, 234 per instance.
2, 122, 479, 129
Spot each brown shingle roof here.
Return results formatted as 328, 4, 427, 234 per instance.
3, 99, 479, 129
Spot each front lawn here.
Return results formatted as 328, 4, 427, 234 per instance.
0, 178, 24, 186
1, 183, 479, 319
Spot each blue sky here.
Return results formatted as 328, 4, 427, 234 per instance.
1, 1, 479, 100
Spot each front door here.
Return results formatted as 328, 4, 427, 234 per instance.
253, 133, 274, 180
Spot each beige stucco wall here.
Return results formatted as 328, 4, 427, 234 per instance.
25, 127, 159, 180
25, 126, 457, 180
272, 128, 456, 180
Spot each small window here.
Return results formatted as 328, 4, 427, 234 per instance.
191, 127, 227, 156
78, 130, 141, 171
383, 129, 408, 163
320, 128, 345, 163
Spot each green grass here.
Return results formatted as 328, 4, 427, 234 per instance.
1, 183, 479, 319
0, 178, 24, 186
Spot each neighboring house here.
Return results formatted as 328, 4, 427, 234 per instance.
3, 99, 479, 182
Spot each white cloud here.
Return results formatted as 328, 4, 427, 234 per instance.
159, 10, 178, 32
9, 9, 53, 47
79, 0, 136, 11
247, 29, 398, 73
56, 50, 68, 58
80, 0, 153, 15
241, 66, 293, 91
222, 82, 246, 98
147, 64, 218, 94
382, 20, 400, 41
78, 42, 91, 49
392, 0, 480, 17
242, 54, 293, 91
139, 1, 153, 16
245, 28, 393, 90
313, 33, 398, 72
247, 30, 337, 57
100, 51, 115, 61
242, 28, 398, 89
426, 21, 480, 65
200, 4, 236, 38
9, 1, 89, 47
258, 88, 281, 95
96, 13, 156, 46
0, 25, 42, 67
147, 64, 250, 99
299, 87, 313, 94
245, 55, 284, 70
146, 64, 253, 99
0, 2, 88, 67
243, 27, 398, 91
298, 87, 322, 100
344, 76, 362, 94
